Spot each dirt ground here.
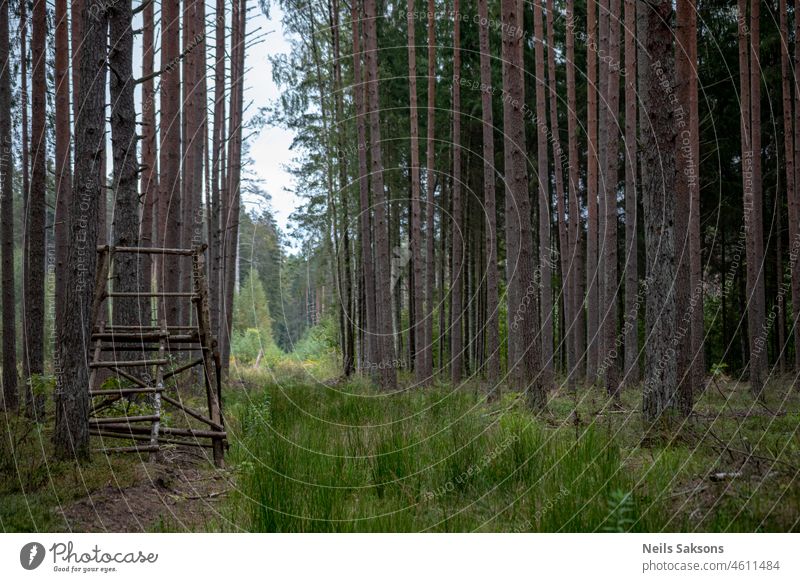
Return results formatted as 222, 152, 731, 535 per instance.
57, 447, 234, 532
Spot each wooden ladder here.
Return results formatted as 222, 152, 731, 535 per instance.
88, 245, 226, 467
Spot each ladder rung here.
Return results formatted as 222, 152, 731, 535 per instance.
98, 325, 199, 331
99, 245, 196, 256
90, 429, 216, 449
90, 359, 169, 368
100, 345, 202, 352
91, 415, 160, 424
89, 386, 164, 396
94, 445, 160, 454
94, 423, 226, 439
92, 333, 197, 341
106, 292, 198, 298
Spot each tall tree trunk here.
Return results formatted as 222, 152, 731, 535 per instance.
439, 174, 448, 371
109, 0, 140, 334
450, 0, 464, 386
181, 0, 194, 313
739, 0, 767, 399
55, 0, 71, 329
71, 0, 82, 126
775, 188, 786, 372
54, 0, 106, 461
407, 0, 425, 384
566, 0, 584, 385
585, 0, 600, 381
623, 0, 639, 386
222, 0, 246, 371
363, 0, 397, 389
640, 0, 677, 423
0, 0, 16, 411
140, 0, 158, 326
423, 0, 436, 384
196, 0, 208, 247
748, 0, 766, 398
502, 0, 545, 409
21, 0, 28, 220
675, 0, 694, 415
795, 0, 800, 372
781, 0, 799, 372
331, 0, 354, 377
26, 0, 46, 417
601, 0, 621, 399
687, 0, 703, 393
159, 0, 183, 326
351, 0, 378, 373
210, 0, 226, 339
478, 0, 499, 390
533, 0, 553, 386
545, 0, 570, 385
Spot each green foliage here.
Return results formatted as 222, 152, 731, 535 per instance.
27, 373, 55, 397
225, 379, 671, 532
231, 268, 283, 367
290, 315, 338, 362
603, 490, 636, 533
234, 268, 274, 335
231, 328, 283, 366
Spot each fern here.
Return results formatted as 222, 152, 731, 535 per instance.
603, 489, 636, 532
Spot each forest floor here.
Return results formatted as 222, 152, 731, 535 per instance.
2, 362, 799, 532
220, 364, 800, 532
0, 415, 234, 532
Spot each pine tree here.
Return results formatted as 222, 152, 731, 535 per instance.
640, 0, 677, 423
0, 0, 16, 411
501, 0, 545, 409
54, 0, 107, 460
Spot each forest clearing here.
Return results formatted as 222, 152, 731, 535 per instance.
1, 0, 800, 543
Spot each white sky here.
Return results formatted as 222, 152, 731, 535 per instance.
244, 4, 299, 229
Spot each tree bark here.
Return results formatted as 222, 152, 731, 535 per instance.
210, 0, 226, 339
140, 0, 158, 326
0, 0, 17, 411
55, 0, 72, 329
601, 0, 621, 399
407, 0, 425, 384
26, 0, 46, 417
351, 0, 378, 373
738, 0, 767, 399
780, 0, 799, 372
159, 0, 183, 327
795, 0, 800, 372
566, 0, 584, 385
450, 0, 464, 386
423, 0, 436, 384
585, 0, 600, 381
533, 0, 553, 386
221, 0, 246, 371
109, 0, 141, 335
675, 0, 694, 415
687, 1, 703, 393
331, 0, 354, 377
363, 0, 397, 389
545, 0, 571, 385
623, 0, 639, 386
640, 0, 678, 424
502, 0, 545, 409
54, 0, 107, 461
478, 0, 499, 390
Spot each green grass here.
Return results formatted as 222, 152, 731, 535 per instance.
0, 414, 137, 532
222, 367, 800, 532
3, 360, 798, 533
